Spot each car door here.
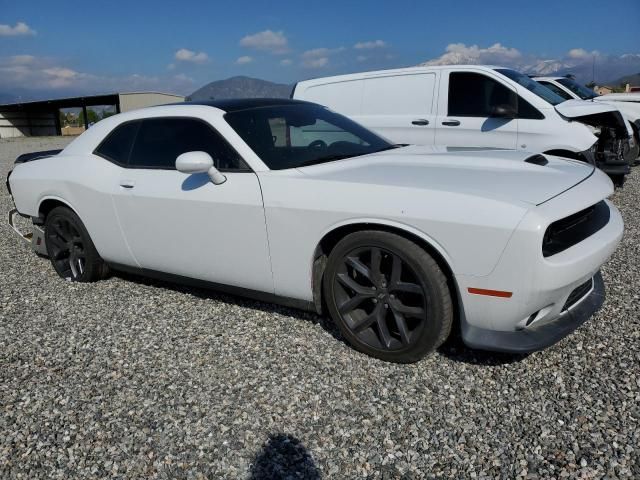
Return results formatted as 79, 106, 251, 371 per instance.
111, 116, 274, 293
435, 70, 518, 149
355, 72, 438, 145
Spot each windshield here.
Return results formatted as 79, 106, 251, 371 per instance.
557, 78, 599, 100
224, 103, 394, 170
495, 68, 567, 106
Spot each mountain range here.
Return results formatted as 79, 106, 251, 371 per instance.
188, 76, 292, 101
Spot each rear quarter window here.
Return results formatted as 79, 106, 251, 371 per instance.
94, 121, 140, 165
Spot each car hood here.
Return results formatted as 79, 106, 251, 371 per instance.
296, 146, 595, 206
555, 99, 618, 118
596, 93, 640, 103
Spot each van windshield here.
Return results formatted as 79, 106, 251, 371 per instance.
495, 68, 567, 106
556, 78, 599, 100
224, 103, 395, 170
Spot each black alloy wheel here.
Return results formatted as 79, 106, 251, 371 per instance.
324, 231, 453, 363
44, 206, 107, 282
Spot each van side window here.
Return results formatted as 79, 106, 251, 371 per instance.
448, 72, 516, 117
518, 97, 545, 120
128, 117, 247, 171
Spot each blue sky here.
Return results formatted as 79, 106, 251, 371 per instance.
1, 0, 639, 97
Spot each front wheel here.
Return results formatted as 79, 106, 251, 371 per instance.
323, 231, 453, 363
44, 206, 107, 282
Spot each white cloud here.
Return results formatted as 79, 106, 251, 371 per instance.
418, 43, 640, 84
0, 22, 36, 36
0, 55, 193, 96
354, 40, 386, 50
240, 30, 289, 54
421, 42, 522, 66
173, 73, 194, 83
300, 47, 344, 68
9, 54, 36, 65
280, 58, 292, 66
235, 55, 253, 65
174, 48, 209, 64
303, 57, 329, 69
567, 48, 600, 59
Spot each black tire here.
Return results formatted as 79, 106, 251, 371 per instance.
323, 231, 453, 363
44, 206, 107, 282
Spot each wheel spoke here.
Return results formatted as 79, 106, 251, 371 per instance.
391, 309, 411, 345
345, 256, 372, 282
336, 273, 375, 296
351, 305, 380, 332
389, 297, 424, 317
52, 223, 68, 242
375, 306, 392, 348
339, 294, 367, 314
370, 248, 382, 279
48, 235, 65, 249
391, 281, 423, 294
390, 254, 402, 285
52, 248, 70, 260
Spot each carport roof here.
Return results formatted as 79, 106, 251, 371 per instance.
0, 91, 183, 112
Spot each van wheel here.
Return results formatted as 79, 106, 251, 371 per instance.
44, 206, 107, 282
323, 231, 453, 363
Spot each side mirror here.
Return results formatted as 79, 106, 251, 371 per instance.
176, 151, 226, 185
490, 104, 517, 119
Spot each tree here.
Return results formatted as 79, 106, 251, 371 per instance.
78, 109, 100, 126
586, 81, 596, 89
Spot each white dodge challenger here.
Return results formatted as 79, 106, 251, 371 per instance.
6, 99, 623, 362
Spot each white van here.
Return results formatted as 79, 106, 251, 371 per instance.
292, 65, 636, 182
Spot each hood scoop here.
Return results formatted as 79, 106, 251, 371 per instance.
524, 154, 549, 166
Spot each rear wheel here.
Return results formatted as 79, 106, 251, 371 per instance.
44, 206, 106, 282
323, 231, 453, 363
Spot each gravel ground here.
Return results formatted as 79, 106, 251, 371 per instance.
1, 136, 639, 479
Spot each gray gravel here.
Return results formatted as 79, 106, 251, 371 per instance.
1, 136, 639, 479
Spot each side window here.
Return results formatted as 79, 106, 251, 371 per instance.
538, 81, 573, 101
129, 117, 246, 170
518, 96, 545, 120
266, 117, 367, 148
448, 72, 516, 117
94, 121, 140, 165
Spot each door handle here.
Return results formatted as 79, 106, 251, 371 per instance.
411, 119, 430, 126
120, 180, 135, 189
442, 120, 461, 126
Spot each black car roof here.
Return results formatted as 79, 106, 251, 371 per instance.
184, 98, 314, 113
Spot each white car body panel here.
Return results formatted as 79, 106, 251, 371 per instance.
7, 101, 623, 353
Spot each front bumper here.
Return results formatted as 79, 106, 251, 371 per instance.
461, 272, 604, 353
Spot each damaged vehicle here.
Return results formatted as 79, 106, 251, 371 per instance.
292, 65, 636, 184
6, 99, 623, 362
534, 76, 640, 161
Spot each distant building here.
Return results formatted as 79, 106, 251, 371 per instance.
625, 84, 640, 93
0, 92, 184, 139
594, 85, 614, 95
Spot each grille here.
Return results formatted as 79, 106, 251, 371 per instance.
543, 201, 610, 257
562, 278, 593, 311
